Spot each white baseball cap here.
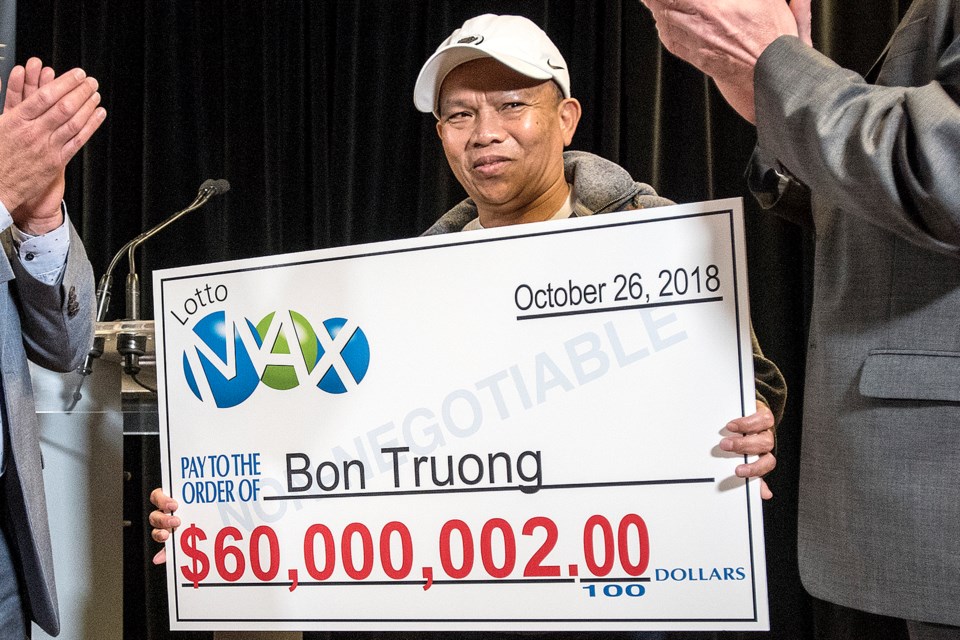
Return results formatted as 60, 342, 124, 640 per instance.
413, 14, 571, 117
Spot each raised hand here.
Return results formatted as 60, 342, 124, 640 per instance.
0, 58, 105, 234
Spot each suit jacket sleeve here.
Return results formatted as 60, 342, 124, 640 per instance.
752, 33, 960, 258
4, 221, 95, 372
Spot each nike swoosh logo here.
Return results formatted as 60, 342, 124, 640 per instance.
547, 58, 565, 70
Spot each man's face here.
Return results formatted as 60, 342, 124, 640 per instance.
436, 58, 580, 225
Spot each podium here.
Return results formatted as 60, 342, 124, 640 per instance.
30, 320, 300, 639
28, 320, 155, 639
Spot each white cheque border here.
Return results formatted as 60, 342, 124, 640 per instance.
154, 198, 766, 630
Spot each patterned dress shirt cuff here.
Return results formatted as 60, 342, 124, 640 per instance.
0, 200, 71, 285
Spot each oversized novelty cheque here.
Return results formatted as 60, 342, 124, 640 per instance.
155, 198, 768, 632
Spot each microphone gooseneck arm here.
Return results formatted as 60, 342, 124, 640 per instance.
81, 178, 231, 378
93, 179, 230, 322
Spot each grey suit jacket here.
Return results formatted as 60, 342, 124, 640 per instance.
0, 221, 95, 636
748, 0, 960, 625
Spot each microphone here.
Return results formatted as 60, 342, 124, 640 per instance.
80, 178, 231, 379
123, 179, 231, 322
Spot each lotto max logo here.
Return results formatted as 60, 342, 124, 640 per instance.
181, 310, 371, 408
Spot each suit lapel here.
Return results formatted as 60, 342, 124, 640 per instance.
864, 1, 926, 83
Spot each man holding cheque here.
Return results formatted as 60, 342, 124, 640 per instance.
149, 12, 786, 619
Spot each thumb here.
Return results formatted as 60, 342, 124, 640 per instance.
790, 0, 813, 47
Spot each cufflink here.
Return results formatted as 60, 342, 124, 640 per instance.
67, 286, 80, 318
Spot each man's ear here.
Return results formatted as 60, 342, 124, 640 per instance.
436, 119, 444, 140
558, 98, 582, 146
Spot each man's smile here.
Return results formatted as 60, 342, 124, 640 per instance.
471, 154, 512, 177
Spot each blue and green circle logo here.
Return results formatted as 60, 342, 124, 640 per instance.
182, 310, 371, 408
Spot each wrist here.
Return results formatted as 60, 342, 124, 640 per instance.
0, 185, 23, 215
15, 206, 65, 236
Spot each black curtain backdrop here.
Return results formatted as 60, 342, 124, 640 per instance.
14, 1, 911, 638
